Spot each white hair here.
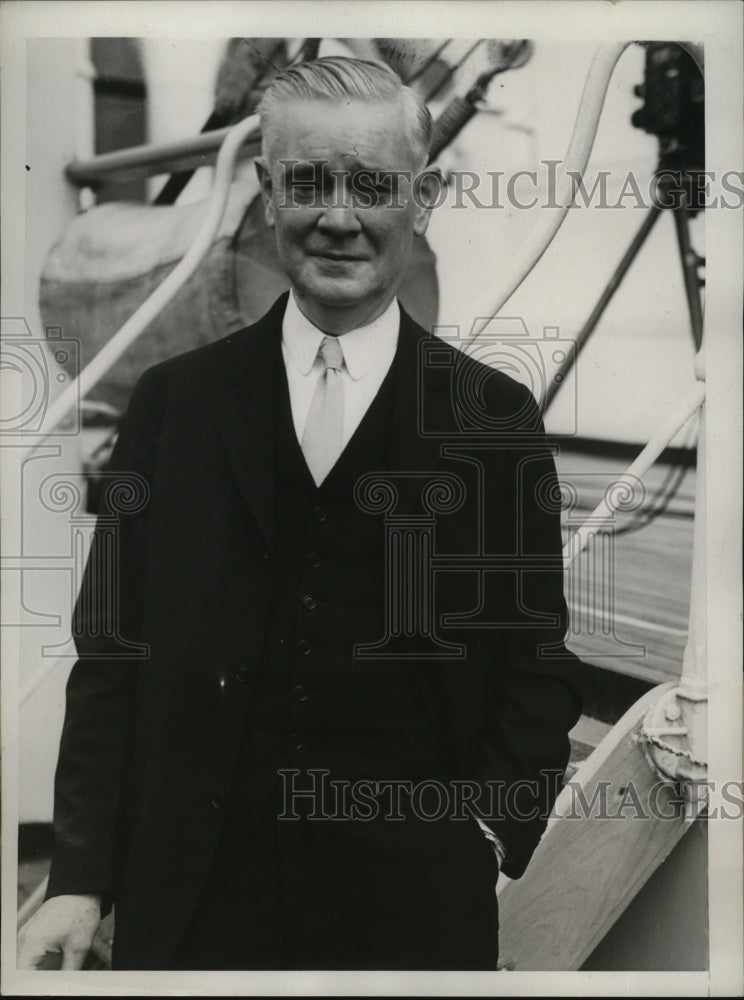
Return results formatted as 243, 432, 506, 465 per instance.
258, 55, 432, 168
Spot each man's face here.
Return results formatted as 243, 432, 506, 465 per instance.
257, 98, 435, 332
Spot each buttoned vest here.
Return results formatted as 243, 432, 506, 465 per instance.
228, 342, 446, 825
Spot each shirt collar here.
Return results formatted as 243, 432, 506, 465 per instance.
282, 290, 400, 380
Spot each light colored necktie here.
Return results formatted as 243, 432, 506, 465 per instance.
301, 335, 345, 485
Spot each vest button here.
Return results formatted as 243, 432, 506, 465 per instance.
293, 684, 309, 703
289, 732, 303, 750
211, 788, 225, 809
301, 594, 317, 610
312, 505, 328, 522
307, 552, 321, 569
297, 638, 312, 655
236, 663, 254, 683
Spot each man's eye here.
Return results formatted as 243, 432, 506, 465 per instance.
292, 184, 320, 198
351, 173, 394, 207
288, 182, 326, 206
361, 186, 385, 205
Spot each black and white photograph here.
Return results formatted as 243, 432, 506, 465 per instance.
1, 1, 742, 995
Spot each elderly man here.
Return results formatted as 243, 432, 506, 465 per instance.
19, 56, 581, 972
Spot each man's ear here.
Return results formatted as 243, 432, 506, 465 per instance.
412, 167, 446, 238
255, 156, 275, 229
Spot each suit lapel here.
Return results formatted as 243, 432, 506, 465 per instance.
215, 292, 289, 551
213, 296, 453, 544
387, 308, 464, 751
387, 306, 451, 514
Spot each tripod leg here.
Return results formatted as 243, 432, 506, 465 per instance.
673, 206, 705, 352
542, 203, 663, 413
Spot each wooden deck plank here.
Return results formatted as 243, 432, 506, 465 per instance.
558, 449, 695, 689
496, 684, 693, 970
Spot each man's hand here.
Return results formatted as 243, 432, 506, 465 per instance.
17, 894, 102, 970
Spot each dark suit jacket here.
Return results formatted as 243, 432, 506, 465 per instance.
47, 292, 581, 967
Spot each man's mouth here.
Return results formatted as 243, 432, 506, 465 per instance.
309, 251, 367, 262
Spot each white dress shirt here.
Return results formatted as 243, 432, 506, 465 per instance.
281, 290, 399, 451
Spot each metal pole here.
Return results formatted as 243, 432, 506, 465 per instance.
407, 40, 452, 84
680, 349, 707, 691
639, 348, 707, 793
673, 205, 705, 352
66, 123, 260, 186
542, 203, 663, 412
424, 39, 484, 103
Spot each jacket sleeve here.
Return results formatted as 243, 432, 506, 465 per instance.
475, 384, 582, 880
45, 364, 168, 905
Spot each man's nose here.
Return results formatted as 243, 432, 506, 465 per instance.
317, 197, 362, 237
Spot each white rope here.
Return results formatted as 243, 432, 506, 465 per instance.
20, 114, 260, 460
563, 379, 706, 569
467, 41, 631, 340
17, 875, 49, 927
